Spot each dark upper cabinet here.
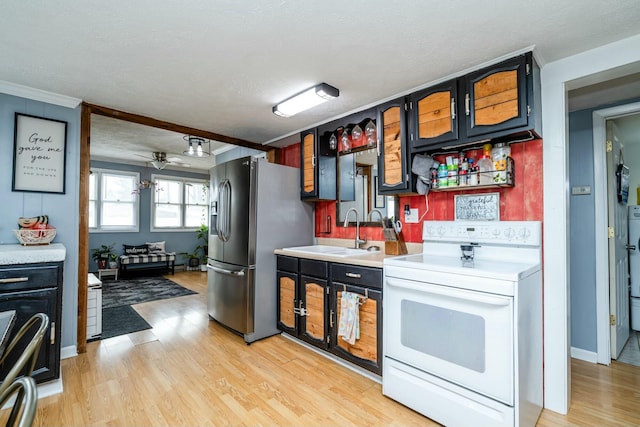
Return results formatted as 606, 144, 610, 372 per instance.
299, 128, 336, 201
409, 79, 459, 150
408, 51, 540, 153
461, 52, 537, 141
376, 97, 413, 194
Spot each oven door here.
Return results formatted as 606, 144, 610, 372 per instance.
384, 275, 514, 405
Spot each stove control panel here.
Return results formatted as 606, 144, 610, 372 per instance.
422, 221, 541, 246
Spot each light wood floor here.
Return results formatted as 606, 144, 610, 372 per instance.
13, 271, 640, 426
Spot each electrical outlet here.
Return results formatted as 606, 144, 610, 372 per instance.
405, 208, 419, 223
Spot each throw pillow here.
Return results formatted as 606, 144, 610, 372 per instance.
123, 244, 149, 255
146, 241, 166, 253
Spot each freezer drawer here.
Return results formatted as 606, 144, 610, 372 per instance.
207, 260, 255, 335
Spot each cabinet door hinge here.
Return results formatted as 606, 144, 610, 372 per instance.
50, 321, 55, 345
526, 62, 531, 75
527, 105, 531, 117
606, 140, 613, 152
608, 227, 615, 238
610, 314, 616, 326
327, 335, 330, 344
406, 101, 411, 111
326, 287, 330, 295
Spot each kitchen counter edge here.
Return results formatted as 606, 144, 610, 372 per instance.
0, 243, 66, 265
274, 248, 398, 268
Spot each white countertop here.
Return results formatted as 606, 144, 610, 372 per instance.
0, 243, 66, 265
274, 247, 390, 268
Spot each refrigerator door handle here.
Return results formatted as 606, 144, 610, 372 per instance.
207, 264, 245, 276
217, 179, 231, 242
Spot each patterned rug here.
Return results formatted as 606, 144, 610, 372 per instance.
101, 276, 197, 308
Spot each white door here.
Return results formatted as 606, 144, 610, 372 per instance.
607, 120, 630, 359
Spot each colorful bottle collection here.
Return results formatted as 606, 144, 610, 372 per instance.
431, 143, 511, 189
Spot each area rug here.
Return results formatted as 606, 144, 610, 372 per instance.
100, 306, 152, 339
101, 276, 197, 309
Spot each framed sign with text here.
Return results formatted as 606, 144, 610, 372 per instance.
454, 192, 500, 221
12, 113, 67, 194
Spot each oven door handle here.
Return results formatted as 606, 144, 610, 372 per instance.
387, 279, 511, 306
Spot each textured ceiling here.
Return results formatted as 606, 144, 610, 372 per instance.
2, 1, 640, 171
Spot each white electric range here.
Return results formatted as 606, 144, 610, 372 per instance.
383, 220, 543, 427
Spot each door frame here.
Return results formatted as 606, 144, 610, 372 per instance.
76, 104, 270, 353
593, 101, 640, 364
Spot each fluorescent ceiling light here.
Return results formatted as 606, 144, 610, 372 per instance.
273, 83, 339, 118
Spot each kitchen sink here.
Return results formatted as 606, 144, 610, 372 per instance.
281, 245, 369, 258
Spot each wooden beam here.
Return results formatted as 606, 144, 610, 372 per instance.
76, 104, 91, 353
84, 102, 270, 152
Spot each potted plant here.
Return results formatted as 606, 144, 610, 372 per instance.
195, 224, 209, 271
184, 252, 201, 270
91, 243, 116, 270
109, 253, 119, 269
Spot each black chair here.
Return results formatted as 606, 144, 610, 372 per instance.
0, 313, 49, 396
0, 376, 37, 427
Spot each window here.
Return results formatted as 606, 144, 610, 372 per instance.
152, 175, 209, 230
89, 169, 139, 232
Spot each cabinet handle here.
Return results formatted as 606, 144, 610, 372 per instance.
451, 97, 456, 120
0, 277, 28, 284
311, 155, 316, 168
465, 93, 470, 116
345, 272, 361, 279
50, 321, 55, 345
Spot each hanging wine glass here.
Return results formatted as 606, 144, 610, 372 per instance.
365, 120, 377, 147
341, 128, 351, 153
328, 132, 337, 150
351, 124, 363, 146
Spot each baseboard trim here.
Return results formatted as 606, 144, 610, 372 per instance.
571, 346, 598, 363
61, 345, 78, 359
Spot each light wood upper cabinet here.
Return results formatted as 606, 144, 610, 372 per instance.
409, 79, 459, 150
462, 53, 532, 139
302, 132, 315, 194
299, 128, 336, 201
408, 51, 540, 153
377, 97, 412, 194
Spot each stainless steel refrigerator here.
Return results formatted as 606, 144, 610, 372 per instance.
207, 156, 313, 343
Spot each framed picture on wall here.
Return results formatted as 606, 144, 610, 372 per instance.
12, 113, 68, 194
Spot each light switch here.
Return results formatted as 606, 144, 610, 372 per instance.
571, 185, 591, 195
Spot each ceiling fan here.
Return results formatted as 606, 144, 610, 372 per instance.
135, 152, 190, 170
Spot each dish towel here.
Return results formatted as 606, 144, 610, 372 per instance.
338, 292, 360, 345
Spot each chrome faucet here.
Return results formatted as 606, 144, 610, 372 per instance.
343, 207, 366, 249
368, 209, 385, 227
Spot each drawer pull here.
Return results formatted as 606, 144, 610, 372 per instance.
345, 272, 361, 279
50, 321, 55, 345
0, 277, 29, 284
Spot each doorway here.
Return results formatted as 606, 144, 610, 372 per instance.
592, 104, 640, 366
77, 103, 269, 352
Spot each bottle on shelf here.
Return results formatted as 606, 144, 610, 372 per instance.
491, 143, 511, 183
477, 144, 493, 186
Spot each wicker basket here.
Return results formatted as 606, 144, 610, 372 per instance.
14, 228, 57, 246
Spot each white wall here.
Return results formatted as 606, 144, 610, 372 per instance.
542, 34, 640, 414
